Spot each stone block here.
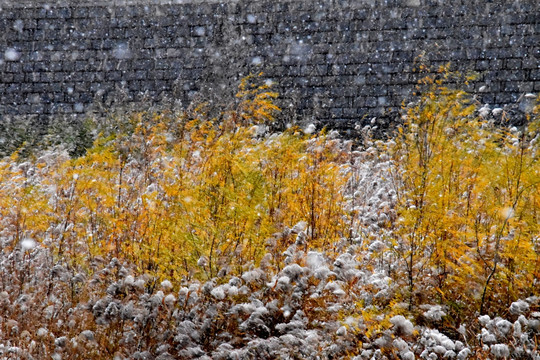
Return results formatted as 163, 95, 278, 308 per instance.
107, 71, 122, 81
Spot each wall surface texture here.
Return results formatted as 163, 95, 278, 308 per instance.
0, 0, 539, 130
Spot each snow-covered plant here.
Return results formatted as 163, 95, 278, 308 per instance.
0, 73, 538, 359
383, 73, 540, 322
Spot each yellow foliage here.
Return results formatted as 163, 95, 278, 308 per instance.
0, 79, 352, 283
386, 76, 540, 318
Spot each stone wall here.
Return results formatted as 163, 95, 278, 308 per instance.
1, 0, 539, 130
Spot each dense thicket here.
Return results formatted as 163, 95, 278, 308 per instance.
0, 75, 538, 359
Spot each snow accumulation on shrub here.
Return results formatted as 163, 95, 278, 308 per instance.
0, 76, 538, 359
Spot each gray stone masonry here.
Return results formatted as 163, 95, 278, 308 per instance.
0, 0, 539, 131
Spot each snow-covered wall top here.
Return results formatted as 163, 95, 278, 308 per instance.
1, 0, 539, 129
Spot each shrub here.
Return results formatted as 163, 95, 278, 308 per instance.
383, 71, 540, 323
0, 77, 353, 283
0, 73, 538, 359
